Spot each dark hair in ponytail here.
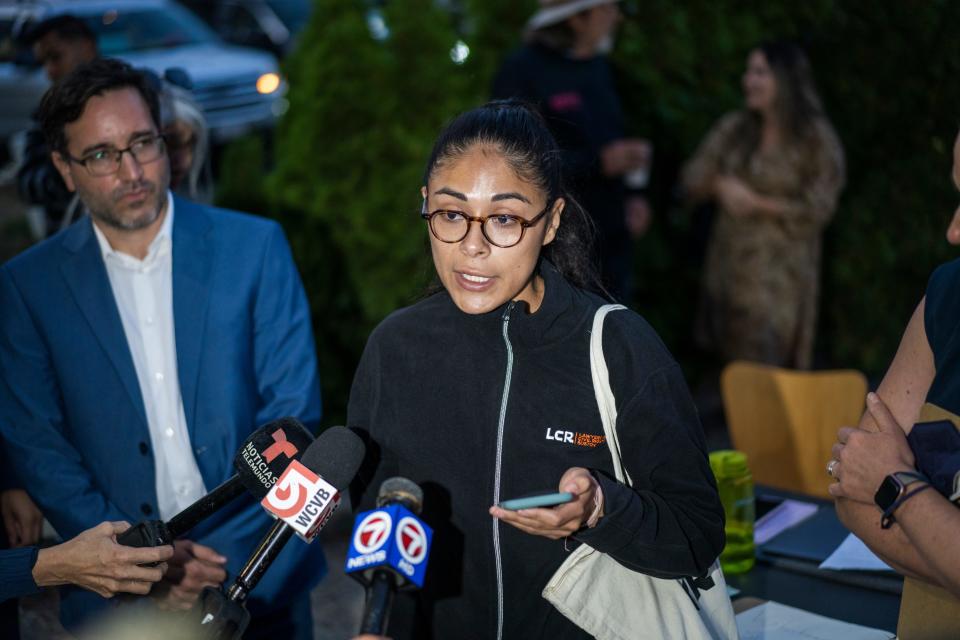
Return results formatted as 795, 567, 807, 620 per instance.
422, 99, 604, 295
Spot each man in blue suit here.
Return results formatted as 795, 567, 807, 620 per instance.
0, 58, 324, 637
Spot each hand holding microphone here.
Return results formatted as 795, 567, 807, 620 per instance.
118, 417, 315, 551
32, 521, 173, 598
193, 426, 366, 639
115, 417, 314, 610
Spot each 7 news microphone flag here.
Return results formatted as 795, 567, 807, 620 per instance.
346, 477, 433, 635
192, 426, 366, 640
117, 417, 313, 549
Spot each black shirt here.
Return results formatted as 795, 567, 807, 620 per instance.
914, 259, 960, 500
925, 258, 960, 414
348, 261, 724, 639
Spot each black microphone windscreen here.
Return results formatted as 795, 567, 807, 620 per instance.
376, 477, 423, 514
234, 417, 315, 498
299, 426, 365, 490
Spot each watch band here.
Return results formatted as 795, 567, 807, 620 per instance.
881, 481, 932, 529
875, 470, 926, 511
892, 470, 927, 486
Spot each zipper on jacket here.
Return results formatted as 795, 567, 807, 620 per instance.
493, 300, 516, 640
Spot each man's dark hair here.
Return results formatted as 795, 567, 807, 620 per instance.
24, 14, 96, 47
37, 58, 161, 154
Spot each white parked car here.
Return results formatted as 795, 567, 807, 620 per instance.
0, 0, 287, 145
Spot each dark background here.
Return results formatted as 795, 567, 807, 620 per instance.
72, 0, 960, 424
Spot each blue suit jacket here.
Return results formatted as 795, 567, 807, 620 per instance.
0, 196, 324, 628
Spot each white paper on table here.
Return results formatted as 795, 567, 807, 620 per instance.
754, 499, 819, 545
819, 533, 893, 571
736, 601, 894, 640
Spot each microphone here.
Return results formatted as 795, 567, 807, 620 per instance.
118, 417, 314, 549
346, 477, 433, 635
193, 426, 365, 640
228, 425, 365, 601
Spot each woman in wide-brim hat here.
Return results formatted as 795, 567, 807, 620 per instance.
526, 0, 620, 33
492, 0, 653, 303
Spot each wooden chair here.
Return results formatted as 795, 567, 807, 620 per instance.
720, 361, 868, 499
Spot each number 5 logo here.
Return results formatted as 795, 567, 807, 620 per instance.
262, 460, 319, 519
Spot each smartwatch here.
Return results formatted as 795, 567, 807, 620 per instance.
874, 471, 929, 529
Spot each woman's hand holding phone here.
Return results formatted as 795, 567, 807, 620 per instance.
489, 467, 603, 540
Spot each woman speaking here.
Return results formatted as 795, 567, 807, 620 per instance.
348, 101, 725, 639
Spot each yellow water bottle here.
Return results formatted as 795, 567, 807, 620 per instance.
709, 450, 755, 573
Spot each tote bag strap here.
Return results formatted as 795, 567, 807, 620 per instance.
585, 305, 738, 639
589, 304, 631, 486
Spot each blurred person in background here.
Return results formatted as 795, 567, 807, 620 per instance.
16, 15, 99, 237
492, 0, 652, 303
28, 15, 97, 83
161, 82, 213, 203
682, 41, 845, 369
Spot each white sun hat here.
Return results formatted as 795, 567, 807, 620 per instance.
526, 0, 620, 31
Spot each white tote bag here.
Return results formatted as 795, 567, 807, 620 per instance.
542, 304, 739, 640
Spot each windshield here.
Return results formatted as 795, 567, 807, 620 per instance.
83, 4, 218, 54
265, 0, 311, 31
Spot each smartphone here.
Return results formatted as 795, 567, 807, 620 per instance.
498, 491, 574, 510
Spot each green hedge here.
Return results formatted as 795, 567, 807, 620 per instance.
217, 0, 960, 424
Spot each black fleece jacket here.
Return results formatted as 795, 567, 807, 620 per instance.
348, 262, 724, 640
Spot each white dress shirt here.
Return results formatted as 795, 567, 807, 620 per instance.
93, 194, 207, 521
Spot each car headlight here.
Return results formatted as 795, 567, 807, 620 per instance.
256, 73, 281, 95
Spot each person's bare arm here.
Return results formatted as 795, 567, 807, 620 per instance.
832, 298, 941, 581
681, 113, 740, 203
893, 479, 960, 597
868, 298, 936, 435
834, 393, 960, 594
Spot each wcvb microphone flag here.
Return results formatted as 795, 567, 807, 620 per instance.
345, 504, 433, 588
261, 459, 340, 541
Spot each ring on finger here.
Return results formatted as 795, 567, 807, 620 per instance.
827, 459, 839, 478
